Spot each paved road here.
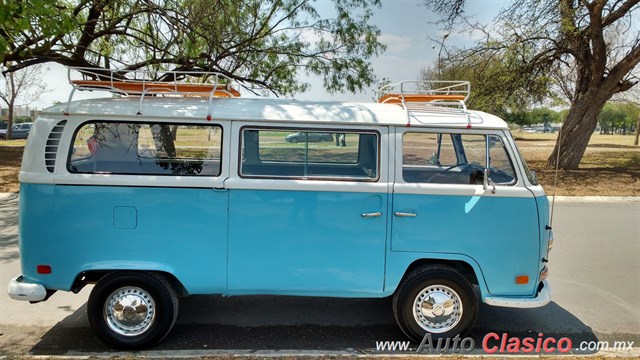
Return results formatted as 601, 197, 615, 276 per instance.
1, 194, 638, 356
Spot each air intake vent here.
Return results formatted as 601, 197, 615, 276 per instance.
45, 120, 67, 173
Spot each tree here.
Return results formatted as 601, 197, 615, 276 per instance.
425, 0, 640, 169
0, 0, 385, 95
420, 50, 553, 119
0, 64, 49, 140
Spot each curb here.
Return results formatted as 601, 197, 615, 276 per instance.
549, 196, 640, 202
1, 347, 639, 358
0, 192, 18, 200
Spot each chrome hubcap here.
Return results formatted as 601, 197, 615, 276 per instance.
413, 285, 462, 333
104, 286, 156, 336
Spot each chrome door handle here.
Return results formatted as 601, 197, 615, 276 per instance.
394, 211, 417, 217
361, 211, 382, 218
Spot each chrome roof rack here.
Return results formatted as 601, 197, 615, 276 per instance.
65, 67, 241, 118
376, 80, 474, 127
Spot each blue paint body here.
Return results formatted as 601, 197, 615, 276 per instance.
228, 190, 387, 294
391, 193, 540, 296
20, 183, 228, 294
19, 183, 545, 299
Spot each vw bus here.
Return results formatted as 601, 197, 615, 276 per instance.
8, 68, 552, 348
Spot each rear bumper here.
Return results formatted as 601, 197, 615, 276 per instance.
7, 275, 47, 301
484, 280, 551, 308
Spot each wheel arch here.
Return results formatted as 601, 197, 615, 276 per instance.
386, 254, 489, 298
72, 269, 188, 297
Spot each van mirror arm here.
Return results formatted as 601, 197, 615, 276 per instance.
483, 168, 496, 194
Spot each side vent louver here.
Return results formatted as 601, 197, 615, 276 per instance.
45, 120, 67, 173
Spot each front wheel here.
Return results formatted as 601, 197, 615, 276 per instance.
393, 265, 478, 342
87, 271, 179, 349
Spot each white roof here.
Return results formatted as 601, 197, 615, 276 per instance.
43, 97, 509, 129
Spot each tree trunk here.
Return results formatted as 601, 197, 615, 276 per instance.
634, 112, 640, 146
547, 92, 609, 169
6, 102, 14, 140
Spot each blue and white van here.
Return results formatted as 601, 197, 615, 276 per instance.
8, 69, 552, 348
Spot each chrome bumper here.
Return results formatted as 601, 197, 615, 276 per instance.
484, 280, 551, 308
7, 275, 47, 301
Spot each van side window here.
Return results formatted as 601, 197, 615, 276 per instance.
68, 122, 222, 176
402, 132, 516, 185
488, 135, 517, 182
240, 128, 378, 181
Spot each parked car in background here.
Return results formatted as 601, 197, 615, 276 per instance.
521, 124, 553, 133
285, 132, 334, 143
0, 122, 32, 140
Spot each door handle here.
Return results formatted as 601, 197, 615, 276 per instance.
361, 211, 382, 218
394, 211, 417, 217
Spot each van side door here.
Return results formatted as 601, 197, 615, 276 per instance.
390, 128, 540, 296
225, 124, 389, 295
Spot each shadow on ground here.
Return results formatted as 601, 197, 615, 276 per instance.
29, 295, 601, 355
0, 195, 19, 263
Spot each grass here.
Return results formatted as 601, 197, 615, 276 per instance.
0, 139, 27, 147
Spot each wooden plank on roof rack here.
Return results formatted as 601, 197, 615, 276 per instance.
378, 93, 465, 104
71, 80, 241, 97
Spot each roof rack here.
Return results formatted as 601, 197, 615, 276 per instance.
376, 80, 470, 106
376, 80, 473, 127
65, 67, 241, 118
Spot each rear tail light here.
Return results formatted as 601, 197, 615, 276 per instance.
37, 265, 52, 274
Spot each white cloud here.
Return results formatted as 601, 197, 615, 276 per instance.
379, 33, 414, 53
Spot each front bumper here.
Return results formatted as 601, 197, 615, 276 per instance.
7, 275, 47, 301
483, 280, 551, 308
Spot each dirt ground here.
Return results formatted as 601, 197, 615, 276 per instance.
513, 132, 640, 196
1, 133, 639, 195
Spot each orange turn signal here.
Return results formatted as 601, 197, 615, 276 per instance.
516, 275, 529, 285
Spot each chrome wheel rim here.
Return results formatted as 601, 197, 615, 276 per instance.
104, 286, 156, 336
412, 285, 462, 333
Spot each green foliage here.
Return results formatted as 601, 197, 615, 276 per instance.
0, 1, 77, 63
1, 0, 385, 96
598, 102, 639, 135
14, 116, 32, 123
504, 108, 562, 126
422, 48, 553, 119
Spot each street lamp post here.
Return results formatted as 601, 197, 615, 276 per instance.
437, 32, 450, 78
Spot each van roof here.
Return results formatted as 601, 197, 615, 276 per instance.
43, 97, 509, 129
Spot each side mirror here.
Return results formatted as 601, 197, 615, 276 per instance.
428, 152, 439, 165
483, 168, 496, 194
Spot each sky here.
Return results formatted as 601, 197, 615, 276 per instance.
26, 0, 505, 109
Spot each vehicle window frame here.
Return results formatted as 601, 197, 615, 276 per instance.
239, 126, 381, 182
401, 130, 518, 186
67, 120, 224, 177
487, 134, 518, 186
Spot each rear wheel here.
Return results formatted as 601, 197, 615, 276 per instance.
393, 265, 478, 342
87, 271, 179, 349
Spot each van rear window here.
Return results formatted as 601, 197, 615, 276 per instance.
240, 128, 379, 181
68, 122, 222, 176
